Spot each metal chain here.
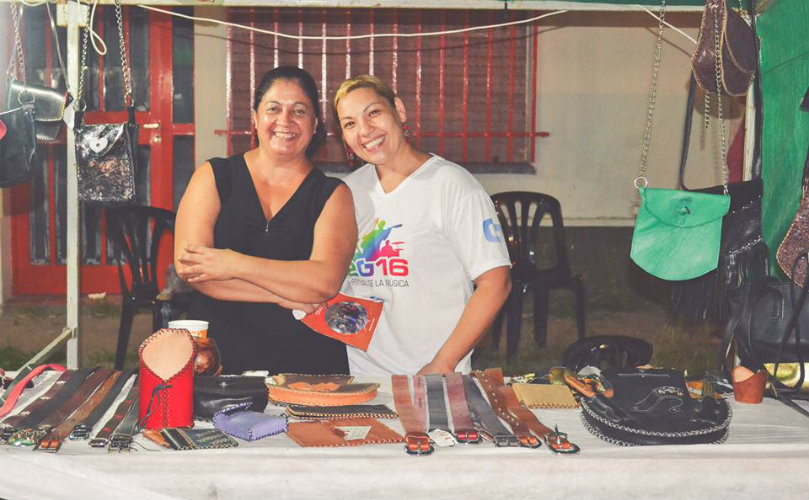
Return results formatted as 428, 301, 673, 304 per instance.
636, 0, 667, 184
9, 0, 26, 81
115, 0, 133, 107
75, 3, 92, 111
712, 0, 729, 191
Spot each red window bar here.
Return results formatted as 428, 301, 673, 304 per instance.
222, 8, 539, 171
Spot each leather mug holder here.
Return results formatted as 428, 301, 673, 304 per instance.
138, 328, 197, 430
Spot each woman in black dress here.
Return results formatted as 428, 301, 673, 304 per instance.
174, 66, 357, 374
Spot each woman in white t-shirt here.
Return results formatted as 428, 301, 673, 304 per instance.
333, 75, 512, 375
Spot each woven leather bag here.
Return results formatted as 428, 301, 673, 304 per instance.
691, 0, 757, 96
578, 368, 731, 446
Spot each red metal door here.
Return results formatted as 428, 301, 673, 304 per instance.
9, 7, 177, 295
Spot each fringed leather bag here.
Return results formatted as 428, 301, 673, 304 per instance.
691, 0, 757, 96
671, 76, 769, 320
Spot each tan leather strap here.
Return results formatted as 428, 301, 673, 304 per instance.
35, 371, 122, 452
473, 369, 540, 448
390, 375, 433, 455
444, 372, 481, 443
482, 368, 580, 454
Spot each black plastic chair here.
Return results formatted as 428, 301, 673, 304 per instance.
105, 206, 190, 369
491, 191, 585, 361
561, 335, 653, 373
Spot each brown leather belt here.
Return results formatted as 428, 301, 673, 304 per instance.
71, 369, 135, 440
35, 371, 122, 452
391, 375, 433, 455
477, 368, 580, 454
473, 369, 540, 448
90, 382, 139, 449
444, 372, 482, 443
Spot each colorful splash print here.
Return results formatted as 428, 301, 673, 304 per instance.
350, 219, 409, 277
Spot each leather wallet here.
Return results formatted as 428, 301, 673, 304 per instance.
268, 373, 378, 407
160, 427, 238, 450
512, 383, 579, 409
286, 417, 403, 447
286, 404, 398, 420
213, 402, 288, 441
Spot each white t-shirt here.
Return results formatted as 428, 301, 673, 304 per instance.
342, 155, 511, 375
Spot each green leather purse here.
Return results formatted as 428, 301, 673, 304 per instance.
631, 186, 729, 281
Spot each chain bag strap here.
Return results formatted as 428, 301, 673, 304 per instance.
629, 0, 730, 282
74, 0, 138, 206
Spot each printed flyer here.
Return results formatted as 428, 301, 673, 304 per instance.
293, 294, 383, 351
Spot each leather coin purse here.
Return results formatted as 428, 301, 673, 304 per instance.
213, 402, 288, 441
194, 375, 268, 420
268, 373, 378, 407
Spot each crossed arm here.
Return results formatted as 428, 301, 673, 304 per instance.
173, 162, 357, 311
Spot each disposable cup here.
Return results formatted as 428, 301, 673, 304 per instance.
732, 366, 766, 404
168, 319, 209, 338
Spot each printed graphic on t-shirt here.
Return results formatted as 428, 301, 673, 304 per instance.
349, 218, 410, 288
482, 217, 504, 243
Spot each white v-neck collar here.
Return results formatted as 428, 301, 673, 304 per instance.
372, 155, 439, 198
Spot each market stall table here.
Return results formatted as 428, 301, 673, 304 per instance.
0, 376, 806, 500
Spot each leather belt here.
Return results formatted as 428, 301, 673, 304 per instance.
445, 372, 482, 443
2, 368, 95, 445
36, 370, 122, 452
0, 364, 66, 419
462, 374, 520, 447
478, 368, 579, 454
71, 369, 135, 440
0, 370, 63, 425
92, 383, 140, 451
90, 381, 138, 449
391, 375, 433, 455
36, 369, 114, 430
473, 369, 541, 448
424, 374, 451, 433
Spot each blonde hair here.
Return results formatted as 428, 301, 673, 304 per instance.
332, 74, 397, 126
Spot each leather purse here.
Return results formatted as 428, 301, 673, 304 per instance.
630, 186, 729, 281
138, 328, 197, 430
0, 103, 36, 188
73, 0, 138, 206
7, 80, 70, 142
268, 373, 378, 407
193, 375, 268, 420
213, 402, 288, 441
576, 368, 731, 446
691, 0, 757, 96
671, 76, 769, 319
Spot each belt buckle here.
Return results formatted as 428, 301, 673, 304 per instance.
108, 434, 133, 452
543, 427, 580, 454
34, 436, 62, 453
404, 432, 434, 456
493, 434, 520, 447
89, 437, 110, 448
517, 433, 542, 449
453, 428, 482, 444
0, 428, 14, 443
8, 428, 47, 447
69, 424, 91, 440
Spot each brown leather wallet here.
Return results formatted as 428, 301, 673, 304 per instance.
286, 417, 403, 447
268, 373, 378, 406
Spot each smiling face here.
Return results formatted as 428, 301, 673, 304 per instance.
252, 78, 318, 160
336, 86, 409, 169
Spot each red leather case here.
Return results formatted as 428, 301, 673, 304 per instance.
138, 328, 197, 430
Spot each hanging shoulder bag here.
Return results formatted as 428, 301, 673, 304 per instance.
629, 2, 729, 281
0, 102, 36, 187
74, 0, 138, 206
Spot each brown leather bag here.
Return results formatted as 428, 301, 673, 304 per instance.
691, 0, 757, 96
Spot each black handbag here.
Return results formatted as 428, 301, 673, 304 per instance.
0, 102, 36, 187
671, 76, 769, 321
74, 0, 138, 206
578, 368, 731, 446
193, 375, 269, 420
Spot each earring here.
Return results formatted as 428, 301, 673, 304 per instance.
344, 143, 358, 168
403, 124, 411, 142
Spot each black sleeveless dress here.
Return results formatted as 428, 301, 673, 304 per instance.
189, 154, 349, 375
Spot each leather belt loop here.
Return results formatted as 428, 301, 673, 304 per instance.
71, 369, 135, 440
462, 374, 520, 447
391, 375, 434, 456
444, 372, 482, 444
36, 371, 123, 452
424, 374, 451, 433
90, 382, 139, 449
0, 364, 66, 420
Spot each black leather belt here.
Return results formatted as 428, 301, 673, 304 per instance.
71, 369, 135, 440
424, 374, 451, 433
2, 368, 95, 445
462, 374, 520, 447
90, 383, 139, 451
